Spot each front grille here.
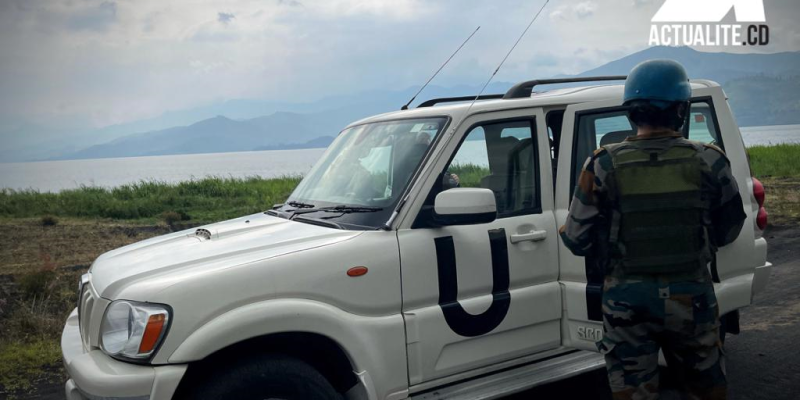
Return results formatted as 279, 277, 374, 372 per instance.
77, 275, 96, 349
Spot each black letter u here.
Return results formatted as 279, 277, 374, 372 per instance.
435, 228, 511, 337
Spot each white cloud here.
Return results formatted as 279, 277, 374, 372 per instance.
550, 1, 598, 21
574, 2, 598, 18
0, 0, 796, 128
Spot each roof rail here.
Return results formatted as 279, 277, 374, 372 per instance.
417, 94, 504, 108
503, 76, 627, 99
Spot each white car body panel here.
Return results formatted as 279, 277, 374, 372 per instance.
167, 298, 408, 398
91, 212, 361, 300
398, 108, 564, 384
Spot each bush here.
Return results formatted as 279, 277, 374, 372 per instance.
2, 268, 80, 348
39, 215, 58, 227
160, 211, 183, 227
17, 270, 56, 301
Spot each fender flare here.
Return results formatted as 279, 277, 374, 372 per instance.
167, 299, 407, 399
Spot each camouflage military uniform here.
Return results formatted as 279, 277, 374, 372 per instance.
560, 131, 746, 400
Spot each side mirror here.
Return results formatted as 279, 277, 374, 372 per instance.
433, 188, 497, 226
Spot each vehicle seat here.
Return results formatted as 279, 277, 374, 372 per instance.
599, 130, 636, 147
480, 136, 519, 214
508, 139, 535, 211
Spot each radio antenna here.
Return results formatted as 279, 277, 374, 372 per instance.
401, 26, 480, 110
463, 0, 550, 117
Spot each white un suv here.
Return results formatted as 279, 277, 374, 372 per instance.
62, 76, 771, 400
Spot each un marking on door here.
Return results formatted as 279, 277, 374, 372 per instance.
577, 326, 603, 342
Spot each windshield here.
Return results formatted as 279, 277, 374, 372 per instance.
280, 117, 447, 229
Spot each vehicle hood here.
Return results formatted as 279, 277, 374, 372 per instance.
90, 213, 361, 299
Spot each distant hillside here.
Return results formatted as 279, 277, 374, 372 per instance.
725, 75, 800, 127
35, 47, 800, 161
58, 115, 334, 160
576, 46, 800, 84
52, 83, 515, 161
572, 47, 800, 127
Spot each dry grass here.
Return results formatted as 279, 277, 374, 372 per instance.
0, 219, 173, 397
761, 177, 800, 226
0, 218, 171, 276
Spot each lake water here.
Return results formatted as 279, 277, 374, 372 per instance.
1, 124, 798, 193
739, 124, 800, 146
0, 148, 327, 193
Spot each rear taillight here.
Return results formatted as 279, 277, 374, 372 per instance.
757, 207, 768, 231
753, 177, 765, 207
752, 177, 767, 230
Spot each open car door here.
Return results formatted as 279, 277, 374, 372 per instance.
557, 89, 762, 351
556, 99, 625, 351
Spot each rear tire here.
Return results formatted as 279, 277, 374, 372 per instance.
181, 354, 342, 400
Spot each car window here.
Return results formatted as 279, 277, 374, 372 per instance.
686, 101, 722, 146
446, 119, 541, 218
287, 117, 447, 230
572, 110, 636, 189
569, 100, 723, 198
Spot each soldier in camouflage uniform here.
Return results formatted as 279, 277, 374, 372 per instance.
560, 60, 746, 400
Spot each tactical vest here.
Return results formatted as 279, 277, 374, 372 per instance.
603, 140, 712, 275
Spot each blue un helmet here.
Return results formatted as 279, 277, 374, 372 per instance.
623, 59, 691, 109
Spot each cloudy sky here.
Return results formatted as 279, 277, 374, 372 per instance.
0, 0, 798, 129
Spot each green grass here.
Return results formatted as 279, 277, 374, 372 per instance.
748, 144, 800, 178
0, 339, 62, 394
449, 163, 491, 188
0, 175, 301, 222
0, 144, 794, 222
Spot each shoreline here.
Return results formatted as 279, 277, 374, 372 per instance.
1, 143, 798, 195
1, 137, 799, 193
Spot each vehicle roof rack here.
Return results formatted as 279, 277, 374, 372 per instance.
503, 75, 627, 99
417, 94, 504, 108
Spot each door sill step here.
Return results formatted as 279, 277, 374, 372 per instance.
410, 350, 605, 400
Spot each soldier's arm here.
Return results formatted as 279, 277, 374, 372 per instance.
702, 145, 746, 247
559, 150, 609, 256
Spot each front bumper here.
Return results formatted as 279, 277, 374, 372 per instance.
62, 308, 187, 400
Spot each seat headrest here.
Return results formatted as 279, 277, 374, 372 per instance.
599, 130, 635, 147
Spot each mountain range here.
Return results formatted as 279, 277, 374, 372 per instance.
5, 46, 800, 162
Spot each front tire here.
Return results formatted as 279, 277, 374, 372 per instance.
181, 354, 342, 400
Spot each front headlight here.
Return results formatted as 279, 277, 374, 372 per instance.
100, 300, 171, 361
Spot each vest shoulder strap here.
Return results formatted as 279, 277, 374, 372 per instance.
703, 143, 728, 158
600, 142, 630, 156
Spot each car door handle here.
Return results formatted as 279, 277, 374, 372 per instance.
510, 230, 548, 244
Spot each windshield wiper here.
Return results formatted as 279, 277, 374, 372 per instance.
286, 200, 316, 209
290, 205, 383, 219
293, 216, 343, 229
